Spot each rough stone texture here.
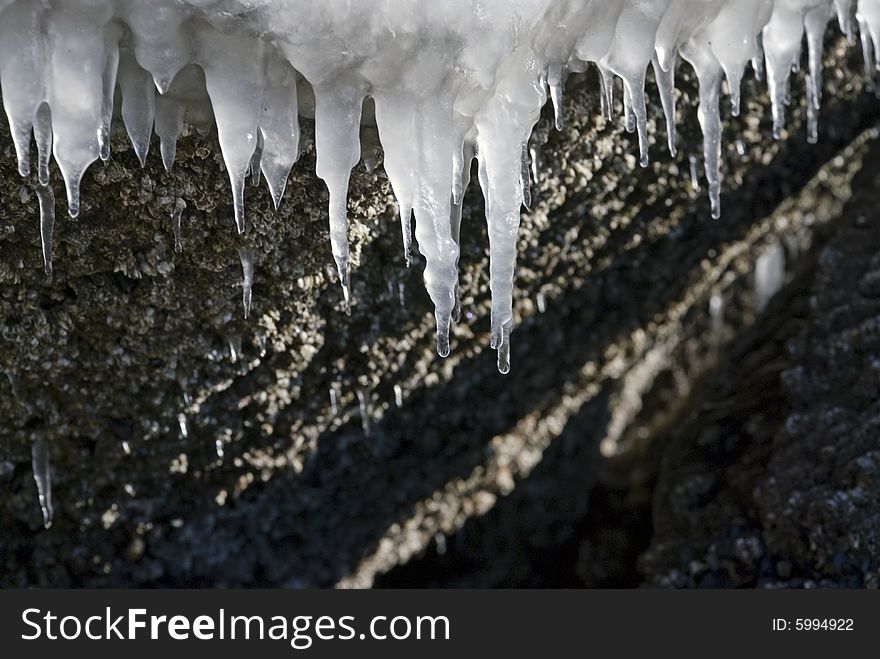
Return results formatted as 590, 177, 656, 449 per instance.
0, 37, 878, 588
640, 135, 880, 589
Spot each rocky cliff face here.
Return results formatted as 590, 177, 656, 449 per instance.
1, 39, 877, 587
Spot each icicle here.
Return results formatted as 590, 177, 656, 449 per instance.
118, 53, 156, 167
171, 198, 185, 252
177, 412, 188, 439
409, 97, 460, 358
475, 52, 544, 374
228, 335, 241, 363
46, 4, 111, 218
752, 32, 767, 82
374, 96, 417, 267
356, 389, 371, 436
238, 246, 254, 320
681, 39, 724, 219
31, 437, 53, 530
0, 0, 45, 178
196, 26, 266, 234
154, 94, 184, 171
547, 62, 565, 131
858, 14, 876, 91
329, 385, 339, 417
314, 82, 365, 307
393, 384, 403, 408
652, 54, 677, 157
399, 204, 413, 268
756, 242, 785, 312
35, 182, 54, 275
763, 3, 806, 139
260, 58, 300, 209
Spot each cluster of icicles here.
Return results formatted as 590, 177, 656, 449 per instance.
1, 0, 878, 374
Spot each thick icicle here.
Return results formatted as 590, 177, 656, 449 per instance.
763, 2, 807, 139
411, 97, 459, 358
33, 102, 52, 187
314, 81, 365, 306
0, 0, 45, 177
154, 93, 184, 172
171, 198, 184, 252
805, 3, 833, 143
196, 26, 266, 234
46, 4, 112, 218
681, 38, 724, 219
547, 63, 566, 131
476, 52, 545, 374
374, 96, 417, 267
118, 52, 156, 167
260, 58, 300, 209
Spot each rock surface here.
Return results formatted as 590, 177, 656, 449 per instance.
0, 38, 878, 587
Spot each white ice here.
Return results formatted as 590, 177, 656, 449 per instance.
0, 0, 873, 372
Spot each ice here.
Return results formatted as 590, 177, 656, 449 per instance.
31, 437, 53, 529
0, 0, 870, 373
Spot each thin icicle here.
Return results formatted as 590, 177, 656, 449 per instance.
681, 39, 724, 219
238, 246, 255, 320
35, 182, 54, 275
31, 437, 53, 530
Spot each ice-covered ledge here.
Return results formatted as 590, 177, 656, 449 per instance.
1, 0, 877, 374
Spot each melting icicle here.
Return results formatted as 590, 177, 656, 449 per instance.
393, 383, 403, 408
238, 246, 255, 320
35, 183, 55, 275
31, 437, 53, 530
118, 53, 155, 167
177, 412, 188, 439
520, 142, 532, 211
